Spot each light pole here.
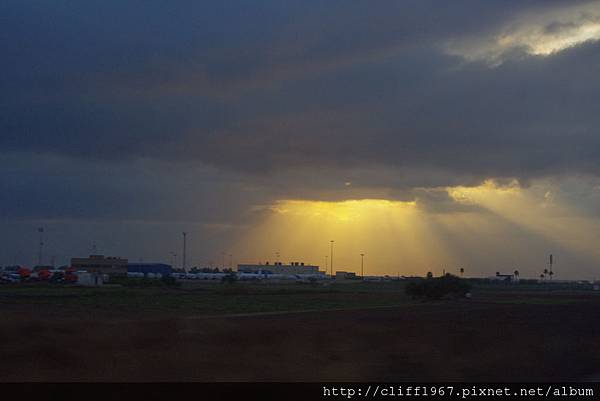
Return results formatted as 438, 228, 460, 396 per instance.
325, 255, 328, 273
182, 232, 187, 272
221, 251, 225, 270
37, 227, 44, 266
361, 253, 364, 279
330, 240, 334, 277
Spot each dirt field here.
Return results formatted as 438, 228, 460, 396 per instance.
1, 282, 599, 381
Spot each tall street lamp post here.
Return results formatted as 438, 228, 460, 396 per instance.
361, 253, 364, 279
330, 240, 334, 278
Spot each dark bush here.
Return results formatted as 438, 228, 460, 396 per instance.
111, 275, 180, 288
405, 274, 470, 300
221, 273, 238, 284
160, 275, 180, 287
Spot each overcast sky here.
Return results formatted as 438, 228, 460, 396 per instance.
2, 1, 600, 278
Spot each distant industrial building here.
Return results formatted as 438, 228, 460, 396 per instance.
76, 272, 107, 287
71, 255, 128, 276
490, 272, 517, 282
238, 262, 320, 275
127, 263, 172, 277
335, 271, 357, 280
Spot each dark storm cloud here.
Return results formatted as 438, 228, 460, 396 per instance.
0, 153, 269, 225
2, 0, 600, 223
185, 40, 600, 183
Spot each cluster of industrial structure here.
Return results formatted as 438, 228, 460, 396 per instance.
5, 229, 565, 286
0, 251, 570, 287
0, 254, 376, 286
0, 255, 172, 286
2, 229, 381, 286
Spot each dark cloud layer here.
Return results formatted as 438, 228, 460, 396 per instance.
1, 1, 600, 270
2, 1, 599, 181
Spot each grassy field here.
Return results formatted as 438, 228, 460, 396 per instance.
0, 281, 417, 318
1, 280, 595, 317
1, 280, 600, 381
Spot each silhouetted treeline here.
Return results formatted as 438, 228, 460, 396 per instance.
405, 274, 470, 300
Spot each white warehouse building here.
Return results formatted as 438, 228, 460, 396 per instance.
237, 262, 321, 275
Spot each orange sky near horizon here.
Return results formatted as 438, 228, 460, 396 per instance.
231, 180, 600, 280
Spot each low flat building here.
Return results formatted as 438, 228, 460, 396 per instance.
127, 263, 172, 277
76, 272, 106, 287
490, 272, 517, 282
71, 255, 128, 276
238, 262, 320, 275
335, 271, 357, 280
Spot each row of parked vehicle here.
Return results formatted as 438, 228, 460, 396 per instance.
126, 272, 166, 279
171, 272, 228, 280
236, 272, 327, 281
0, 268, 331, 284
0, 266, 79, 283
170, 271, 328, 281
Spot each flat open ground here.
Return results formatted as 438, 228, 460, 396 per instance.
1, 281, 599, 381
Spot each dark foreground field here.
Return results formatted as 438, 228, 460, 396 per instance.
1, 282, 600, 381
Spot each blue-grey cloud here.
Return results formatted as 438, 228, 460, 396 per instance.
3, 1, 599, 181
2, 1, 600, 273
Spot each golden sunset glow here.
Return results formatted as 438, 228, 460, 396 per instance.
447, 179, 522, 203
232, 198, 444, 276
231, 180, 600, 279
233, 195, 485, 277
448, 180, 600, 269
269, 199, 417, 222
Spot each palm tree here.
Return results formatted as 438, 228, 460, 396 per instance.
549, 270, 554, 280
540, 273, 545, 281
514, 270, 519, 277
460, 267, 464, 277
